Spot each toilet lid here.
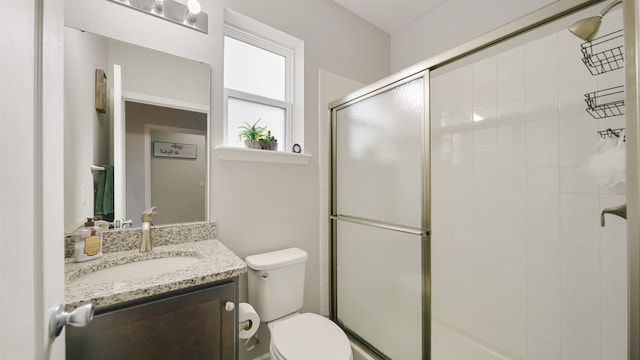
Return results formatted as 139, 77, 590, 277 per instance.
271, 313, 351, 360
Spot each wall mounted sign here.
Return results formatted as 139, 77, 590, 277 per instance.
153, 141, 197, 159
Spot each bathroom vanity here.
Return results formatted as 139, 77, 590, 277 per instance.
66, 279, 237, 359
63, 222, 246, 360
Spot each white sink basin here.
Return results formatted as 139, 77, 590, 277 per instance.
73, 256, 200, 284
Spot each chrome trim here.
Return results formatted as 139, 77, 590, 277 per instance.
328, 0, 604, 110
330, 105, 338, 321
623, 0, 639, 358
35, 0, 45, 354
330, 71, 431, 359
331, 71, 427, 113
601, 0, 624, 17
331, 215, 429, 236
422, 72, 431, 359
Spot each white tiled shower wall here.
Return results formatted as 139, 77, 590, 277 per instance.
430, 8, 627, 360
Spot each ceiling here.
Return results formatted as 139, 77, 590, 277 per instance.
332, 0, 449, 34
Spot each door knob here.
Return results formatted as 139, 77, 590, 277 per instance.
49, 303, 94, 339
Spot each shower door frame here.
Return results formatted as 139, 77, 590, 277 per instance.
329, 0, 640, 359
330, 71, 431, 359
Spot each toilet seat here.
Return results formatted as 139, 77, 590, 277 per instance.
269, 313, 352, 360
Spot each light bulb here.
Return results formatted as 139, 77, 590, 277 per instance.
187, 0, 201, 22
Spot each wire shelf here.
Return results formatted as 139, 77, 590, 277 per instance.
580, 29, 624, 75
598, 127, 625, 141
584, 85, 625, 119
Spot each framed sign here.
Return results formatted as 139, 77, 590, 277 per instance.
153, 141, 197, 159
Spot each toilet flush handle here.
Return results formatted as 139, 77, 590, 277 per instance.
259, 272, 269, 280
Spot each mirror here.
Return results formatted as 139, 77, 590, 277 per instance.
64, 26, 210, 231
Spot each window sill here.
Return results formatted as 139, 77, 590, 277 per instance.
214, 146, 311, 165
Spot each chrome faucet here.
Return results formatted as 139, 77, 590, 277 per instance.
140, 207, 157, 252
111, 219, 133, 229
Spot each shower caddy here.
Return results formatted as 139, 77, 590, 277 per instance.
581, 29, 625, 120
579, 28, 627, 225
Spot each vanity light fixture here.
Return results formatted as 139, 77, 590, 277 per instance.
109, 0, 208, 34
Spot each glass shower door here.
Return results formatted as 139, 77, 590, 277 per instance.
331, 73, 429, 359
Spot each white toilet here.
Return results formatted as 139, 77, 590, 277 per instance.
246, 248, 352, 360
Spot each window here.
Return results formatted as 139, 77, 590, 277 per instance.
223, 12, 303, 152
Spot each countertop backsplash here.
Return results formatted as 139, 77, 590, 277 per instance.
64, 221, 217, 259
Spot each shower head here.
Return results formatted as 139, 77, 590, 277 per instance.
569, 15, 603, 41
568, 0, 623, 41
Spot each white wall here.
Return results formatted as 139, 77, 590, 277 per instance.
213, 3, 388, 358
64, 3, 389, 359
216, 0, 389, 315
389, 0, 556, 72
318, 69, 365, 316
107, 39, 211, 107
64, 28, 109, 230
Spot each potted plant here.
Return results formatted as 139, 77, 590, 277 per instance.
259, 130, 278, 151
238, 119, 278, 151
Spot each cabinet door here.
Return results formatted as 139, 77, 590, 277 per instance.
66, 281, 236, 360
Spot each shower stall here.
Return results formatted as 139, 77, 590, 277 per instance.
329, 1, 634, 359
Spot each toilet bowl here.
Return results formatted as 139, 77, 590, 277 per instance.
245, 248, 353, 360
268, 315, 352, 360
268, 313, 352, 360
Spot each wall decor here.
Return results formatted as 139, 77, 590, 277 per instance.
153, 141, 197, 159
95, 69, 107, 113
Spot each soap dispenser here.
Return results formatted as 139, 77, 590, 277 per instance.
74, 217, 103, 262
140, 207, 157, 253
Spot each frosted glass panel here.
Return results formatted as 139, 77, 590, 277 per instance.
227, 97, 285, 150
224, 36, 286, 101
336, 78, 424, 228
336, 221, 422, 359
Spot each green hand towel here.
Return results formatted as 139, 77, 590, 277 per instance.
102, 165, 114, 215
94, 169, 106, 214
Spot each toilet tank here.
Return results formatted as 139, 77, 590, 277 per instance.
246, 248, 308, 322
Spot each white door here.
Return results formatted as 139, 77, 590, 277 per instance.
1, 1, 65, 359
113, 64, 126, 223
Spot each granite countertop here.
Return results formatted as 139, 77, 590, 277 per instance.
65, 240, 246, 310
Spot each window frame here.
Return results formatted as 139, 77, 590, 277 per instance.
223, 24, 296, 150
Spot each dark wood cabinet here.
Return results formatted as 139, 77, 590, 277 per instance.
66, 278, 238, 360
